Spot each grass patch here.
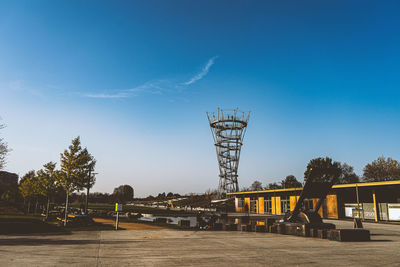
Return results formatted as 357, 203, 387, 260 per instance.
0, 214, 192, 234
70, 203, 196, 216
0, 215, 66, 235
0, 214, 121, 234
0, 214, 43, 221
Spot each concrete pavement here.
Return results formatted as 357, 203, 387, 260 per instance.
0, 220, 399, 266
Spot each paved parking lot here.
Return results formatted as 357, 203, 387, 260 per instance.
0, 220, 399, 266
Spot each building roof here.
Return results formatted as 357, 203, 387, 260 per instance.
227, 180, 400, 196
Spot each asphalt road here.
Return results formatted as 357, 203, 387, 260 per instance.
0, 220, 399, 266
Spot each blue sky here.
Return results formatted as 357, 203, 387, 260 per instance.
1, 1, 400, 196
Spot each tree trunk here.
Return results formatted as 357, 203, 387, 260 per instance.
64, 193, 69, 227
85, 187, 89, 214
46, 197, 50, 219
35, 197, 38, 214
27, 199, 31, 214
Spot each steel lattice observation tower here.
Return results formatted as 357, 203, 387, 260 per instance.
207, 108, 250, 196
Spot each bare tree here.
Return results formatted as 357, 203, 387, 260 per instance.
0, 121, 10, 170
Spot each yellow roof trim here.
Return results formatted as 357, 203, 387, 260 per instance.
227, 187, 303, 195
227, 180, 400, 195
332, 180, 400, 188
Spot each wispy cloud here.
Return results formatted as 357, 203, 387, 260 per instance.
126, 80, 168, 95
84, 81, 167, 99
85, 92, 130, 99
183, 56, 218, 86
84, 56, 218, 100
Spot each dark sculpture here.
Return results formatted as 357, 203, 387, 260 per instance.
274, 169, 339, 236
283, 180, 336, 228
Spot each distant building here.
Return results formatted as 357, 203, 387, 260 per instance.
0, 171, 18, 189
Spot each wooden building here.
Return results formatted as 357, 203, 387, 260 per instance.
228, 180, 400, 222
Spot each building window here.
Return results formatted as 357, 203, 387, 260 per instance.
237, 198, 244, 208
281, 196, 291, 214
264, 197, 272, 213
303, 199, 313, 210
250, 197, 257, 212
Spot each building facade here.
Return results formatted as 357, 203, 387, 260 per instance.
228, 180, 400, 222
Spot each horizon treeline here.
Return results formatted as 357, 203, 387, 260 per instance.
244, 156, 400, 192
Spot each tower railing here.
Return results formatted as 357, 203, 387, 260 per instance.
207, 108, 250, 196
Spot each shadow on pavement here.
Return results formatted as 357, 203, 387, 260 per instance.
0, 238, 136, 246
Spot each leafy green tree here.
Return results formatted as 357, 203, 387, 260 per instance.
204, 189, 218, 201
338, 163, 360, 184
304, 157, 341, 184
75, 148, 96, 214
19, 170, 38, 214
250, 180, 263, 191
58, 137, 86, 226
37, 162, 58, 219
0, 174, 19, 203
1, 189, 14, 202
0, 171, 18, 201
0, 122, 10, 170
266, 182, 282, 190
113, 185, 134, 203
281, 175, 302, 188
363, 156, 400, 182
156, 192, 166, 200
